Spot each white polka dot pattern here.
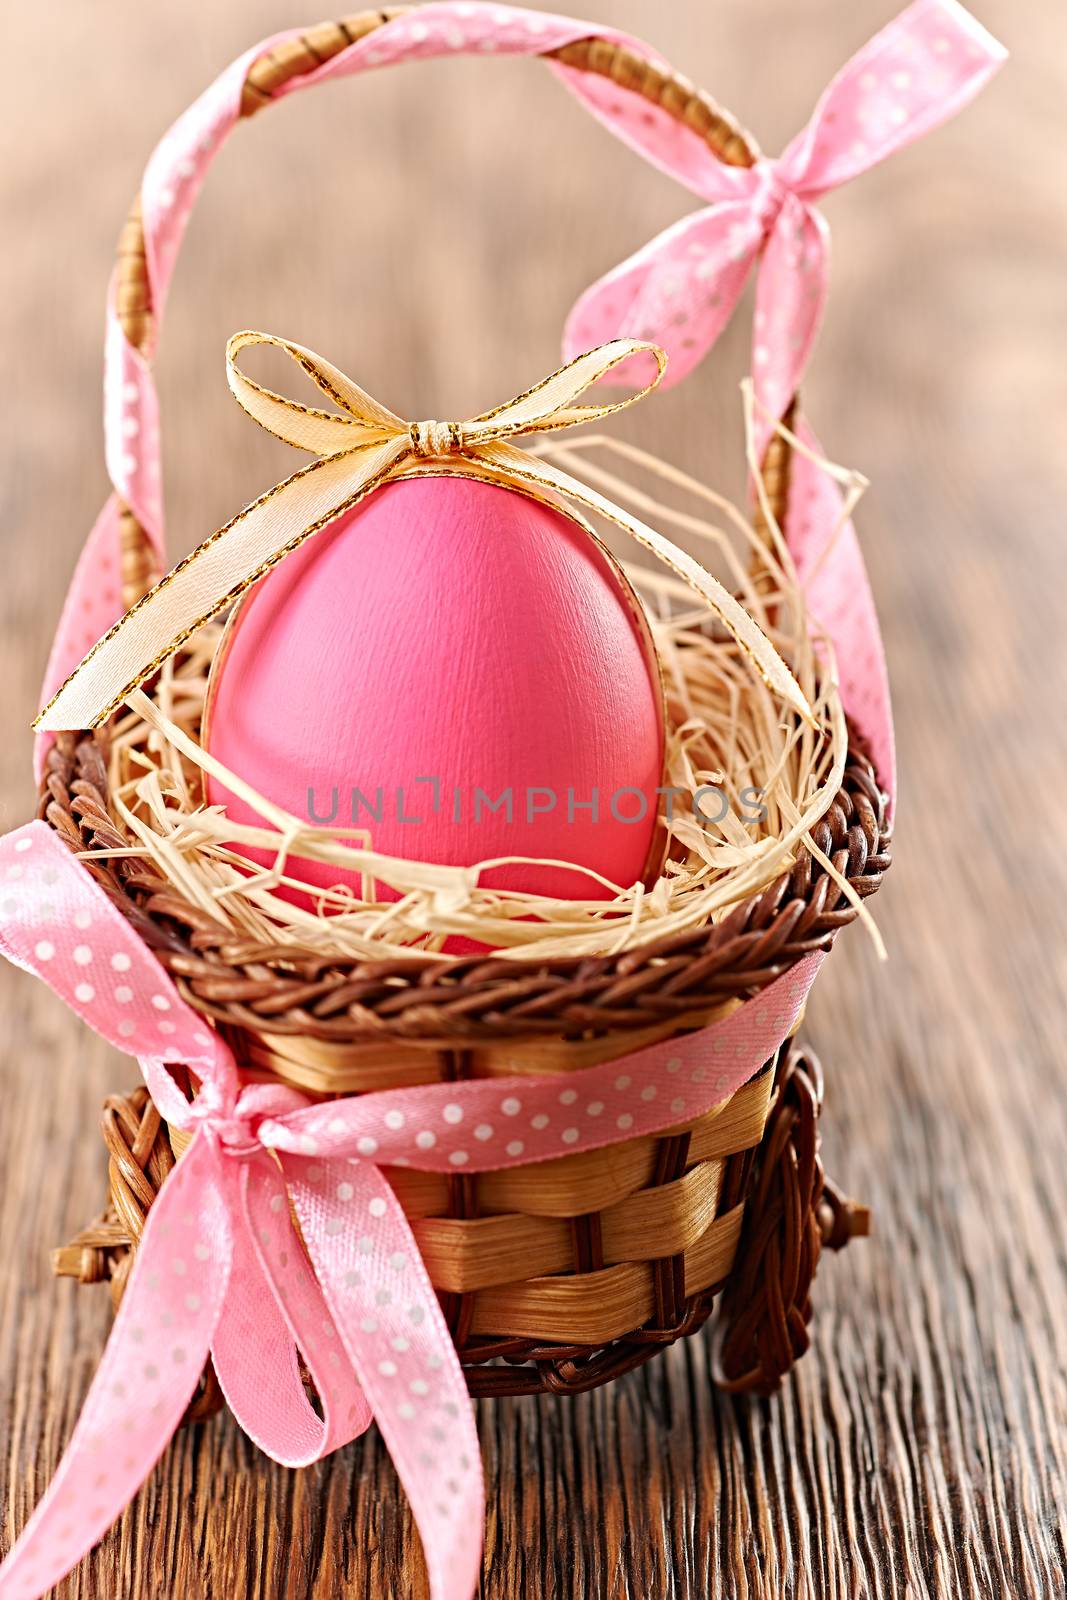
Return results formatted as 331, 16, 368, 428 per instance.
0, 823, 238, 1129
557, 0, 1001, 813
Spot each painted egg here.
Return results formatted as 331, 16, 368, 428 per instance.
203, 475, 664, 911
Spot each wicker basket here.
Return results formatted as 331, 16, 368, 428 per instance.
43, 7, 891, 1407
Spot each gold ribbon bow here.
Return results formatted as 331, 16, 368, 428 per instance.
35, 333, 813, 732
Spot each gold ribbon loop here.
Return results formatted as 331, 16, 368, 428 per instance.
226, 330, 404, 454
35, 335, 814, 733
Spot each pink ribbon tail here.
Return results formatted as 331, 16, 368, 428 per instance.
287, 1158, 485, 1600
0, 1136, 231, 1600
785, 422, 897, 806
750, 193, 830, 442
210, 1153, 373, 1463
562, 201, 761, 390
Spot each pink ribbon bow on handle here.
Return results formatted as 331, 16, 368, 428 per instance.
0, 821, 820, 1598
562, 0, 1005, 411
558, 0, 1005, 807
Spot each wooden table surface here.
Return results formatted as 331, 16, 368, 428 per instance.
2, 3, 1065, 1596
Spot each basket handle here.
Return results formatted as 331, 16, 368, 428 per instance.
715, 1041, 871, 1395
39, 1, 1002, 812
108, 7, 771, 611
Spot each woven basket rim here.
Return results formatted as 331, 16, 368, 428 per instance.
38, 723, 891, 1049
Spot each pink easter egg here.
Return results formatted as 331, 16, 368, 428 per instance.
203, 476, 664, 917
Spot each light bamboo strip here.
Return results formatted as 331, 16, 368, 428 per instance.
412, 1157, 723, 1293
467, 1203, 744, 1343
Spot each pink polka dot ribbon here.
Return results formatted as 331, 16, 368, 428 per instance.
561, 0, 1005, 410
0, 821, 821, 1597
559, 0, 1005, 809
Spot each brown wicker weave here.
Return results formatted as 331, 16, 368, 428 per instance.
46, 8, 891, 1401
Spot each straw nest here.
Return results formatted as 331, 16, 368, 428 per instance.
92, 410, 879, 964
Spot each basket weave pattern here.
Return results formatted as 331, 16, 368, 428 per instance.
44, 11, 891, 1400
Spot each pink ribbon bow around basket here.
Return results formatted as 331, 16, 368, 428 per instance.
0, 821, 820, 1599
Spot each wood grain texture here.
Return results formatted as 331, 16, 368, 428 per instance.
2, 2, 1066, 1596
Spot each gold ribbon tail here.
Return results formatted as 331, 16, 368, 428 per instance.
35, 332, 813, 732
